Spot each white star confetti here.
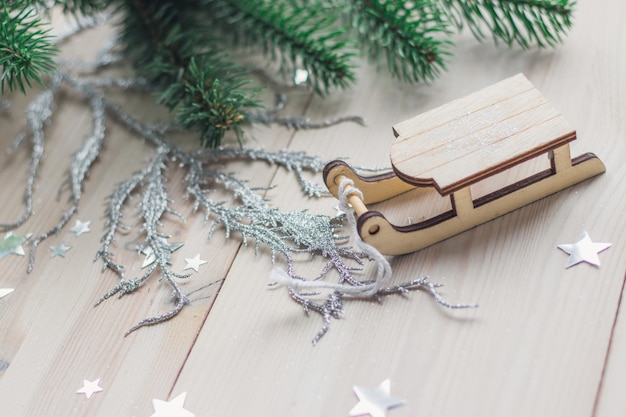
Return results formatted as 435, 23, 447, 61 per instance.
293, 68, 309, 85
0, 288, 14, 300
557, 231, 612, 268
50, 242, 72, 258
183, 254, 208, 272
141, 241, 184, 268
150, 392, 194, 417
0, 232, 31, 260
349, 379, 406, 417
76, 378, 103, 399
70, 220, 91, 236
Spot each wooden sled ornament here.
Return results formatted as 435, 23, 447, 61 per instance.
323, 74, 606, 256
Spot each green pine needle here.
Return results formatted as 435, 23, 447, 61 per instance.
201, 0, 357, 94
176, 57, 257, 148
441, 0, 575, 48
345, 0, 453, 83
120, 0, 258, 147
0, 3, 57, 94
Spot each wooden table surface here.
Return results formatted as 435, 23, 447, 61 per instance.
1, 2, 624, 416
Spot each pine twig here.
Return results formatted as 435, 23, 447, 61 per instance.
202, 0, 357, 94
0, 3, 57, 93
344, 0, 453, 83
440, 0, 575, 48
119, 0, 258, 147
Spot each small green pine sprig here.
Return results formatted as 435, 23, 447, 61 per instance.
0, 3, 56, 93
201, 0, 356, 95
120, 0, 258, 147
176, 57, 257, 148
441, 0, 575, 48
345, 0, 453, 83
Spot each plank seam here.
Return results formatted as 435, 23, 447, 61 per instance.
167, 91, 315, 398
591, 269, 626, 417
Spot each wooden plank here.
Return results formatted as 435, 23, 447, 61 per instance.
0, 1, 624, 417
169, 34, 625, 416
0, 22, 311, 416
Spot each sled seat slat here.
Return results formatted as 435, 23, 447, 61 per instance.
390, 74, 575, 195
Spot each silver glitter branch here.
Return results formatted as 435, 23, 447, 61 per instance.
1, 75, 61, 232
2, 39, 476, 342
196, 147, 330, 197
246, 110, 366, 131
95, 166, 150, 283
52, 13, 111, 45
0, 97, 10, 114
289, 289, 344, 346
25, 94, 106, 272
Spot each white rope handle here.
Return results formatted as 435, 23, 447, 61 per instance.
271, 178, 392, 297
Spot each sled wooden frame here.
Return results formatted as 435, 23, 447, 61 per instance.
323, 74, 606, 256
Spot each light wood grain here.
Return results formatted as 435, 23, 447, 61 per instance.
390, 74, 575, 192
1, 1, 625, 417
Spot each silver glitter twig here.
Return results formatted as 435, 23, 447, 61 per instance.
26, 94, 106, 272
0, 97, 10, 115
1, 47, 476, 343
95, 167, 149, 284
246, 110, 366, 130
53, 14, 110, 45
1, 75, 61, 231
196, 147, 330, 197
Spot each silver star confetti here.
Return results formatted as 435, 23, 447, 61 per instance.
557, 231, 612, 268
0, 288, 14, 300
141, 241, 184, 268
50, 242, 72, 258
70, 220, 91, 236
150, 392, 194, 417
76, 378, 103, 399
0, 232, 31, 260
293, 68, 309, 85
183, 254, 208, 272
349, 379, 406, 417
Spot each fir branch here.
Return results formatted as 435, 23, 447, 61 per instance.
344, 0, 453, 83
0, 2, 56, 93
440, 0, 575, 48
118, 0, 258, 147
201, 0, 356, 94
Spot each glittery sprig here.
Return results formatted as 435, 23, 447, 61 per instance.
0, 97, 10, 114
27, 94, 105, 272
270, 177, 477, 343
1, 33, 475, 342
53, 13, 111, 45
1, 75, 61, 232
246, 110, 366, 131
